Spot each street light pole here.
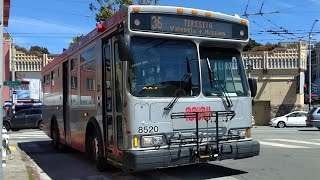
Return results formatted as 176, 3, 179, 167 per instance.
308, 19, 319, 110
11, 38, 15, 114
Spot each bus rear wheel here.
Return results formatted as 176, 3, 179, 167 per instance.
86, 129, 105, 171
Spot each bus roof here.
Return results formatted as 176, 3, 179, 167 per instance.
42, 10, 124, 73
42, 5, 248, 73
128, 5, 247, 24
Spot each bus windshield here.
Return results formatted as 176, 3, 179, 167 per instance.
200, 46, 249, 97
129, 37, 200, 97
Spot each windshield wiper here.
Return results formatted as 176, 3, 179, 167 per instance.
164, 59, 193, 111
164, 72, 192, 111
206, 58, 233, 107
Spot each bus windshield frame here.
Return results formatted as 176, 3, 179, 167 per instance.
128, 37, 200, 97
200, 46, 249, 97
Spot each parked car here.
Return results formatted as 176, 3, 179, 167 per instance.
306, 106, 320, 130
269, 111, 308, 128
2, 108, 42, 131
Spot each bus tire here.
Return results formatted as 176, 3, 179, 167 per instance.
52, 121, 61, 150
86, 128, 105, 171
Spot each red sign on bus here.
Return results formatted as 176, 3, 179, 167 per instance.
185, 106, 211, 121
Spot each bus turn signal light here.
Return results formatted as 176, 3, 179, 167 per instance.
133, 136, 138, 148
246, 128, 251, 138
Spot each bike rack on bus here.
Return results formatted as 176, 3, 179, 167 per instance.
170, 111, 235, 161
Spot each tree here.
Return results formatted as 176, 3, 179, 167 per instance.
89, 0, 159, 23
69, 35, 84, 47
243, 39, 262, 52
29, 46, 50, 54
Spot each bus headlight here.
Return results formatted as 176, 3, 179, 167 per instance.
141, 135, 165, 147
229, 128, 251, 138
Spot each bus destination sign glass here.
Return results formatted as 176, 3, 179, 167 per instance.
130, 13, 248, 40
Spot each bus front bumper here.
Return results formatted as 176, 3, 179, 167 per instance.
123, 140, 260, 172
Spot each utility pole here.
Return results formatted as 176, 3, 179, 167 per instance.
11, 38, 15, 114
308, 19, 319, 110
247, 63, 253, 78
0, 0, 5, 177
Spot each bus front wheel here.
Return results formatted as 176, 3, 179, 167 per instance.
86, 129, 105, 171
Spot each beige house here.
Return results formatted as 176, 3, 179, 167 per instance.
9, 45, 58, 100
242, 42, 307, 125
11, 45, 58, 72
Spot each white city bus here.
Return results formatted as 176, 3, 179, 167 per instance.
42, 5, 259, 172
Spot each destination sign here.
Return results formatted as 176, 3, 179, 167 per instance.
130, 13, 248, 40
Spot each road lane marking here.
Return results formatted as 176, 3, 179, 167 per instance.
259, 141, 310, 148
269, 139, 320, 146
205, 177, 240, 180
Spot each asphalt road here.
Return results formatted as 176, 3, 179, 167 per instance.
7, 126, 320, 180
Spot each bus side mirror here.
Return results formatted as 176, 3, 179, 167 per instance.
118, 34, 131, 61
248, 78, 257, 97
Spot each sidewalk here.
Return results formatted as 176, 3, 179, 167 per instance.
3, 144, 30, 180
3, 141, 51, 180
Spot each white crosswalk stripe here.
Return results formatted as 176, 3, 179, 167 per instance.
260, 139, 320, 149
259, 141, 310, 149
270, 139, 320, 146
8, 131, 49, 140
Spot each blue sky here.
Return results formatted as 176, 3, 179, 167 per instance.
6, 0, 320, 54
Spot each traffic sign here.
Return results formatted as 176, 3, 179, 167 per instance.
3, 81, 21, 86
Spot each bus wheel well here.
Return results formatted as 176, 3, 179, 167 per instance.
85, 119, 106, 171
85, 119, 103, 152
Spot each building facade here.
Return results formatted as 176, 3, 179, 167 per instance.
2, 34, 11, 109
243, 41, 307, 125
2, 40, 58, 115
1, 0, 11, 115
11, 46, 58, 100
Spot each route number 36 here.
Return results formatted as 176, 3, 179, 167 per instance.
151, 16, 162, 30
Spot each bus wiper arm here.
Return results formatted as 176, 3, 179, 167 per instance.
164, 73, 192, 111
206, 58, 233, 107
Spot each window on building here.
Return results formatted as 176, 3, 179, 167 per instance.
86, 78, 95, 90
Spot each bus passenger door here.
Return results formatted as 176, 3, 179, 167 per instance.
103, 40, 115, 157
113, 38, 124, 156
62, 61, 69, 144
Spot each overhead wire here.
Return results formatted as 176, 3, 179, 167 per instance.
244, 0, 318, 42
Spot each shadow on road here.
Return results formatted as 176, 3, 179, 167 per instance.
297, 129, 320, 132
18, 140, 247, 180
